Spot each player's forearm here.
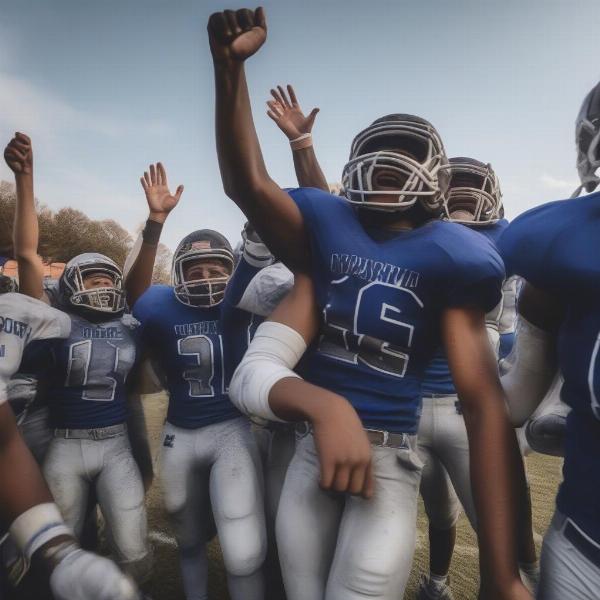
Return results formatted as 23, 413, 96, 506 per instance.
292, 146, 329, 191
214, 61, 309, 272
13, 173, 44, 299
124, 220, 163, 307
462, 390, 524, 590
0, 407, 53, 527
214, 60, 271, 204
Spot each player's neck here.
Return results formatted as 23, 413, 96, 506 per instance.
357, 205, 430, 233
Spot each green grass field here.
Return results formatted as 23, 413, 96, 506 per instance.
141, 394, 562, 600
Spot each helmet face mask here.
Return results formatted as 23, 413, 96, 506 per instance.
172, 231, 234, 308
341, 115, 450, 213
575, 81, 600, 195
441, 158, 502, 226
61, 254, 125, 316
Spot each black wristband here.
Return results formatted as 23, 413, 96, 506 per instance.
142, 218, 163, 245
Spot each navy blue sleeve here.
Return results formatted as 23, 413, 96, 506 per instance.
224, 257, 264, 308
439, 225, 505, 312
132, 285, 162, 340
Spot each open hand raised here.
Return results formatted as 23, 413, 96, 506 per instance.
140, 163, 183, 224
267, 85, 320, 141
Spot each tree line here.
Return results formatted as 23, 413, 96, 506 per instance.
0, 181, 171, 283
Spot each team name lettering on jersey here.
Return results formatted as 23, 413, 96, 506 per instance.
174, 321, 220, 336
330, 253, 421, 288
80, 326, 123, 339
0, 316, 31, 340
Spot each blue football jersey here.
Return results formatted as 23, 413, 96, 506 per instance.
44, 311, 138, 428
289, 188, 504, 434
499, 192, 600, 542
133, 258, 261, 429
422, 219, 509, 396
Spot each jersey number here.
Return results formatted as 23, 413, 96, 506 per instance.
178, 335, 224, 397
588, 332, 600, 420
319, 281, 421, 378
65, 339, 132, 402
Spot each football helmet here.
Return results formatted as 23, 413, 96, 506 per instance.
574, 80, 600, 197
341, 114, 449, 212
172, 230, 234, 307
59, 253, 125, 316
442, 157, 502, 226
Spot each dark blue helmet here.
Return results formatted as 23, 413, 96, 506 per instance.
341, 114, 449, 213
442, 157, 502, 226
172, 230, 234, 307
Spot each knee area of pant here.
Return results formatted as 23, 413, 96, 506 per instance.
337, 562, 394, 598
425, 504, 461, 531
221, 535, 266, 577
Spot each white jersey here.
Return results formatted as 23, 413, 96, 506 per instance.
0, 293, 71, 403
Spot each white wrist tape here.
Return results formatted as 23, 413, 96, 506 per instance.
500, 316, 557, 426
229, 321, 307, 422
9, 503, 72, 559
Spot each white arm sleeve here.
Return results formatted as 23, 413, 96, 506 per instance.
237, 262, 295, 317
500, 316, 557, 426
485, 297, 503, 357
229, 321, 307, 422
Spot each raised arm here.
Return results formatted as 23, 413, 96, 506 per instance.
266, 84, 328, 191
208, 8, 310, 272
443, 306, 531, 600
229, 273, 374, 497
4, 133, 44, 300
124, 162, 183, 307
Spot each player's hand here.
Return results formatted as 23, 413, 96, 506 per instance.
50, 547, 141, 600
4, 132, 33, 176
208, 7, 267, 64
267, 85, 320, 141
311, 395, 374, 499
140, 162, 183, 224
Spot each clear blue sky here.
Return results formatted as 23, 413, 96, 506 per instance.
0, 0, 598, 251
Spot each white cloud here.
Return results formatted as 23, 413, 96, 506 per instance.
0, 71, 172, 141
540, 173, 578, 191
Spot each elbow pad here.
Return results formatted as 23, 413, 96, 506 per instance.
229, 321, 306, 422
500, 316, 557, 426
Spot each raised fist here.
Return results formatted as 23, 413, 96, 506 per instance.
4, 132, 33, 175
208, 7, 267, 63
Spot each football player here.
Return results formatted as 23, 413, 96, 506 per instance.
0, 291, 141, 600
4, 132, 152, 583
209, 8, 531, 600
266, 87, 540, 598
124, 164, 270, 600
497, 80, 600, 599
416, 159, 538, 599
